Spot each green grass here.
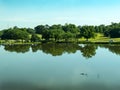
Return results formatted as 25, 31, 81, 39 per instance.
1, 33, 120, 44
79, 33, 120, 43
0, 40, 41, 45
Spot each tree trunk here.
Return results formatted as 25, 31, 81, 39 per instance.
86, 38, 88, 42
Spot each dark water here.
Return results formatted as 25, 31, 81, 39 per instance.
0, 43, 120, 90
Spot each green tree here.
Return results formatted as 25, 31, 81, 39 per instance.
63, 32, 75, 42
0, 31, 4, 39
97, 24, 106, 33
49, 29, 65, 41
31, 34, 40, 42
80, 25, 95, 41
42, 30, 51, 41
62, 24, 79, 41
35, 25, 48, 34
109, 28, 120, 38
50, 24, 62, 30
26, 28, 35, 34
62, 23, 79, 33
1, 28, 29, 41
103, 23, 120, 37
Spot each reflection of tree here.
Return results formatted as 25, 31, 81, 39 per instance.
4, 45, 30, 53
31, 43, 98, 58
99, 44, 120, 55
108, 46, 120, 55
79, 44, 98, 59
3, 43, 98, 58
31, 43, 79, 56
41, 43, 65, 56
31, 44, 42, 52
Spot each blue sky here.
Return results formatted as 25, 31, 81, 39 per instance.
0, 0, 120, 29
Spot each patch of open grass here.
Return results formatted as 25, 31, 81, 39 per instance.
78, 33, 120, 43
1, 33, 120, 44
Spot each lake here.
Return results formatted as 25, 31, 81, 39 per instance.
0, 43, 120, 90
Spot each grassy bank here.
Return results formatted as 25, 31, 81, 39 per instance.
1, 34, 120, 45
77, 34, 120, 44
0, 40, 42, 45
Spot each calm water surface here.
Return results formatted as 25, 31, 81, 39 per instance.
0, 44, 120, 90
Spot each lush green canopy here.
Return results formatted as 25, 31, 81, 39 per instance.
1, 22, 120, 42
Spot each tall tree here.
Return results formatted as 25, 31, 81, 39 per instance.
63, 32, 75, 42
49, 29, 65, 41
1, 28, 29, 41
35, 25, 48, 34
26, 28, 35, 34
80, 25, 95, 41
62, 23, 79, 33
42, 30, 51, 41
109, 28, 120, 38
50, 24, 62, 30
31, 34, 40, 42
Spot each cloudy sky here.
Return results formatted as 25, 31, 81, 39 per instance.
0, 0, 120, 29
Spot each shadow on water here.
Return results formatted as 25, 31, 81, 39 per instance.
0, 81, 120, 90
3, 43, 120, 58
0, 81, 46, 90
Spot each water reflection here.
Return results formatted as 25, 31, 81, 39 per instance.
1, 44, 120, 90
99, 44, 120, 55
31, 43, 79, 56
3, 43, 120, 58
79, 44, 97, 59
4, 45, 30, 53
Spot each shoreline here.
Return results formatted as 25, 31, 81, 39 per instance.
1, 41, 120, 45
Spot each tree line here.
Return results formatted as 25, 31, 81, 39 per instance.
1, 22, 120, 42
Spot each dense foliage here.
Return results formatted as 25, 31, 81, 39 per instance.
1, 22, 120, 42
1, 27, 29, 41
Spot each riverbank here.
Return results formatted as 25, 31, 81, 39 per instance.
1, 33, 120, 45
1, 40, 120, 45
0, 41, 42, 45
